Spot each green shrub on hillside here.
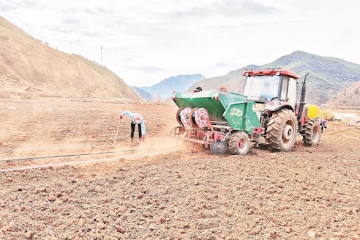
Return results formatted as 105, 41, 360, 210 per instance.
319, 110, 334, 121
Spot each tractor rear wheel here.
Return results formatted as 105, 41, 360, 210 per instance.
210, 140, 227, 155
302, 119, 321, 146
266, 109, 297, 152
228, 131, 250, 155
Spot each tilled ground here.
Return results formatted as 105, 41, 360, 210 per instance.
0, 100, 359, 240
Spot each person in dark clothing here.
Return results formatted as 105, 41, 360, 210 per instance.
320, 118, 328, 133
194, 87, 202, 93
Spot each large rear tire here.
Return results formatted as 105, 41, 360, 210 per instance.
228, 131, 250, 155
302, 119, 321, 146
266, 109, 297, 152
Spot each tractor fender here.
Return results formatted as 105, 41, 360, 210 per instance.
266, 104, 294, 118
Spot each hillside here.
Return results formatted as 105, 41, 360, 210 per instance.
327, 80, 360, 107
188, 66, 257, 94
189, 51, 360, 106
139, 74, 205, 99
130, 85, 154, 101
0, 16, 141, 102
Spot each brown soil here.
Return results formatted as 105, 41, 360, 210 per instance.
0, 99, 359, 240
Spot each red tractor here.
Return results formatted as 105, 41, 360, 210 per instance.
170, 67, 321, 155
242, 68, 321, 151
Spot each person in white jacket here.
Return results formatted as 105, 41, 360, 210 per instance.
120, 111, 146, 141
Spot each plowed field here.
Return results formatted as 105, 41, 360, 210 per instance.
1, 100, 359, 240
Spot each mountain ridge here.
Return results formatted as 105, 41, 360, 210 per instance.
130, 86, 154, 101
189, 51, 360, 106
1, 15, 359, 106
138, 74, 205, 99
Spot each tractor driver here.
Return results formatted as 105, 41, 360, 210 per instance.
194, 87, 202, 93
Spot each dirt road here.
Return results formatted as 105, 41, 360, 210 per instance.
1, 100, 359, 239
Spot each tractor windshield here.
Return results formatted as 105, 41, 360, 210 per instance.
243, 75, 280, 102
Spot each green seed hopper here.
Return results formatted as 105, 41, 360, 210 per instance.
172, 89, 261, 134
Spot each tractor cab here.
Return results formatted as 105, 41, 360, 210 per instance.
243, 68, 299, 111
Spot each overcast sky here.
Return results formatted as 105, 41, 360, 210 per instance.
1, 0, 359, 86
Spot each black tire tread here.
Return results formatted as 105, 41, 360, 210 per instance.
228, 131, 250, 155
265, 109, 297, 151
302, 119, 321, 146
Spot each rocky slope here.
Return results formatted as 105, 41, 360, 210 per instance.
0, 16, 141, 102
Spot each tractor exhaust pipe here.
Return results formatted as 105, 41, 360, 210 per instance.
297, 73, 309, 121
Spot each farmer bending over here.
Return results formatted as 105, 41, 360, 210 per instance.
120, 111, 146, 141
320, 118, 328, 133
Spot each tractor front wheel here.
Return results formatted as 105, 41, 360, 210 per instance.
266, 109, 297, 152
302, 119, 321, 146
228, 131, 250, 155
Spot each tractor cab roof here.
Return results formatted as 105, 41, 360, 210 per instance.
243, 69, 299, 79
